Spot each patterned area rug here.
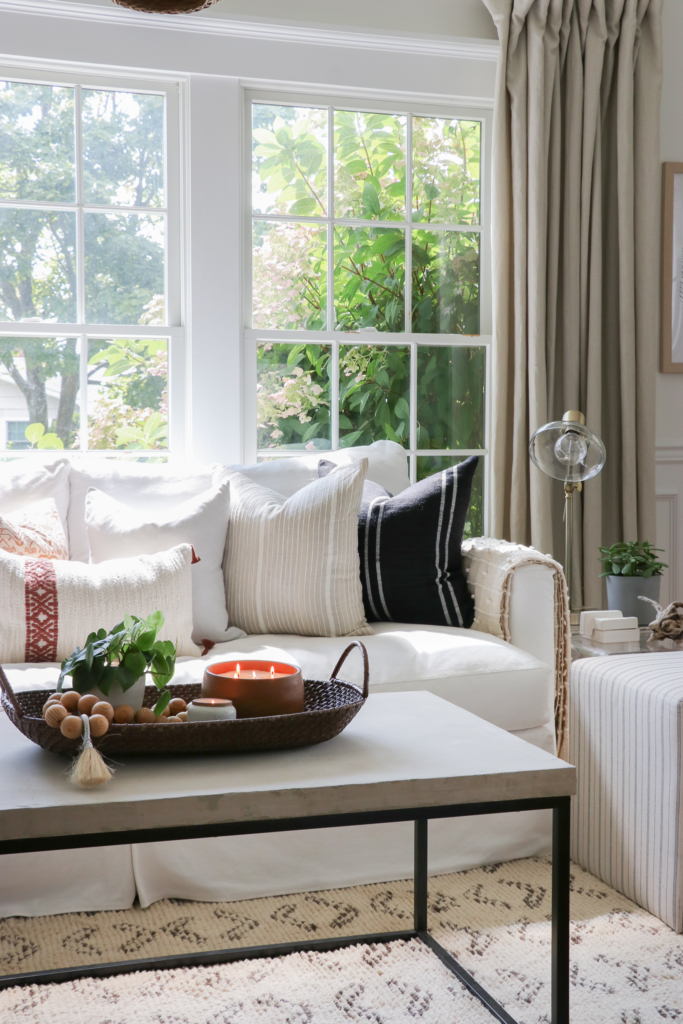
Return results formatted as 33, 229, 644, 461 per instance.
1, 857, 682, 1022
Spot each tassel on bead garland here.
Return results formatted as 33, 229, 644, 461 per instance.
69, 714, 114, 788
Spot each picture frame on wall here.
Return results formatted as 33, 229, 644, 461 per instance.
661, 162, 683, 372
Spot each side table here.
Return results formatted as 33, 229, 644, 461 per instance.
571, 625, 681, 659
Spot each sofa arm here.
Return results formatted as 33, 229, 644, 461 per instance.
462, 537, 570, 760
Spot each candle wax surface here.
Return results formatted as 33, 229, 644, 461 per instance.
220, 669, 290, 680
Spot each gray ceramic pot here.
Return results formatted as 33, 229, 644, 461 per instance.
605, 575, 661, 625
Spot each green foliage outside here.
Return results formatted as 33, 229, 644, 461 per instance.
0, 81, 167, 453
253, 105, 484, 458
252, 107, 480, 336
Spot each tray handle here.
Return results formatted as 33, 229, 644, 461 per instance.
0, 665, 24, 719
330, 641, 369, 699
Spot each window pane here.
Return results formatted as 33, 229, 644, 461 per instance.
0, 209, 76, 322
82, 90, 164, 208
339, 344, 410, 448
335, 227, 405, 332
84, 212, 164, 324
416, 345, 485, 449
417, 455, 484, 539
0, 336, 81, 450
257, 342, 331, 451
334, 111, 406, 221
253, 221, 327, 330
0, 81, 75, 203
87, 338, 168, 451
412, 117, 480, 225
252, 104, 327, 217
411, 230, 479, 334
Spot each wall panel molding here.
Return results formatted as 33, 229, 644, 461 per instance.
656, 440, 683, 602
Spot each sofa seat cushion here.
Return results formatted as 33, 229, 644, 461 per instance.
5, 623, 553, 735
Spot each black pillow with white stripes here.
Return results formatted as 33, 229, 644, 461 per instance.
318, 456, 477, 628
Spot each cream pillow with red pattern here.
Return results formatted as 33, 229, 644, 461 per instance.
0, 543, 199, 664
0, 498, 68, 560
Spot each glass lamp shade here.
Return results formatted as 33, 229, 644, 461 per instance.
529, 418, 606, 484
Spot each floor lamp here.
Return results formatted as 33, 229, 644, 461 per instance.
529, 411, 606, 619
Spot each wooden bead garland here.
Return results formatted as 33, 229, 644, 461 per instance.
44, 703, 68, 728
135, 707, 156, 724
113, 705, 135, 724
60, 715, 83, 739
88, 714, 109, 738
61, 690, 81, 712
77, 694, 100, 716
91, 701, 114, 723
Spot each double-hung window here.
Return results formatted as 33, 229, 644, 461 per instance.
0, 69, 182, 459
245, 92, 490, 536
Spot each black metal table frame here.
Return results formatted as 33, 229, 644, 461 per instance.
0, 794, 571, 1024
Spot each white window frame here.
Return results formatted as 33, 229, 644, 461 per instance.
0, 64, 185, 460
242, 88, 491, 532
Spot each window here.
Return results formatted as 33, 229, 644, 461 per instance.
245, 94, 490, 536
0, 70, 182, 457
6, 421, 29, 450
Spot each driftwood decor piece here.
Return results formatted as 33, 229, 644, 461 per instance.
639, 596, 683, 641
112, 0, 219, 13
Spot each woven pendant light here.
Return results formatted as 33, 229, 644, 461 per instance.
112, 0, 219, 13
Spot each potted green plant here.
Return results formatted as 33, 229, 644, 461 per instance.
597, 541, 667, 625
57, 611, 177, 715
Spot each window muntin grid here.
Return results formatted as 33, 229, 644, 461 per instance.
245, 92, 491, 530
0, 68, 182, 457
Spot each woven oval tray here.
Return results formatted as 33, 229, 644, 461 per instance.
0, 642, 369, 758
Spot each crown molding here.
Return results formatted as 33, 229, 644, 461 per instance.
0, 0, 500, 61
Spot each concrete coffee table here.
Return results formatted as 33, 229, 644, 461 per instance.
0, 691, 576, 1024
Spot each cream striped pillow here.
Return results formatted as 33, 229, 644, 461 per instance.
225, 459, 371, 637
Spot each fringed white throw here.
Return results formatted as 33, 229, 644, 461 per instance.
463, 537, 570, 760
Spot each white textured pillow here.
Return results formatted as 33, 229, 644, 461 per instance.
0, 544, 199, 663
225, 459, 371, 637
86, 482, 237, 645
232, 440, 410, 498
0, 458, 71, 546
68, 459, 226, 563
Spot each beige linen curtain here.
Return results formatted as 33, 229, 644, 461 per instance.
483, 0, 662, 607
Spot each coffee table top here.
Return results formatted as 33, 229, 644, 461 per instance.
0, 692, 576, 844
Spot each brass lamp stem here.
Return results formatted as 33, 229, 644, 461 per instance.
564, 482, 575, 614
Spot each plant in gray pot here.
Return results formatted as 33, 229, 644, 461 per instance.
598, 542, 668, 625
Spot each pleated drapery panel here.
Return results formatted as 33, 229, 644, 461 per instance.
483, 0, 662, 608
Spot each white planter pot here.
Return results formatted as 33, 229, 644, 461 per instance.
85, 676, 147, 712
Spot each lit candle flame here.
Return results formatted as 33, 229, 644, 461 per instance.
235, 663, 240, 679
271, 665, 275, 678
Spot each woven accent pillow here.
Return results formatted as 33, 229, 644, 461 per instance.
225, 459, 371, 637
85, 481, 234, 645
0, 498, 68, 560
319, 456, 478, 628
0, 544, 199, 664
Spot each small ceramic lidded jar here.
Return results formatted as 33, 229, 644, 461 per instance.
186, 698, 237, 723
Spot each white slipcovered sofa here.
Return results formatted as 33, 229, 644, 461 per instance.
0, 443, 567, 917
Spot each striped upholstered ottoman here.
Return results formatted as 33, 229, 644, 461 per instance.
570, 653, 683, 932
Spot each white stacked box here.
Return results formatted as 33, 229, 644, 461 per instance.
570, 653, 683, 932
